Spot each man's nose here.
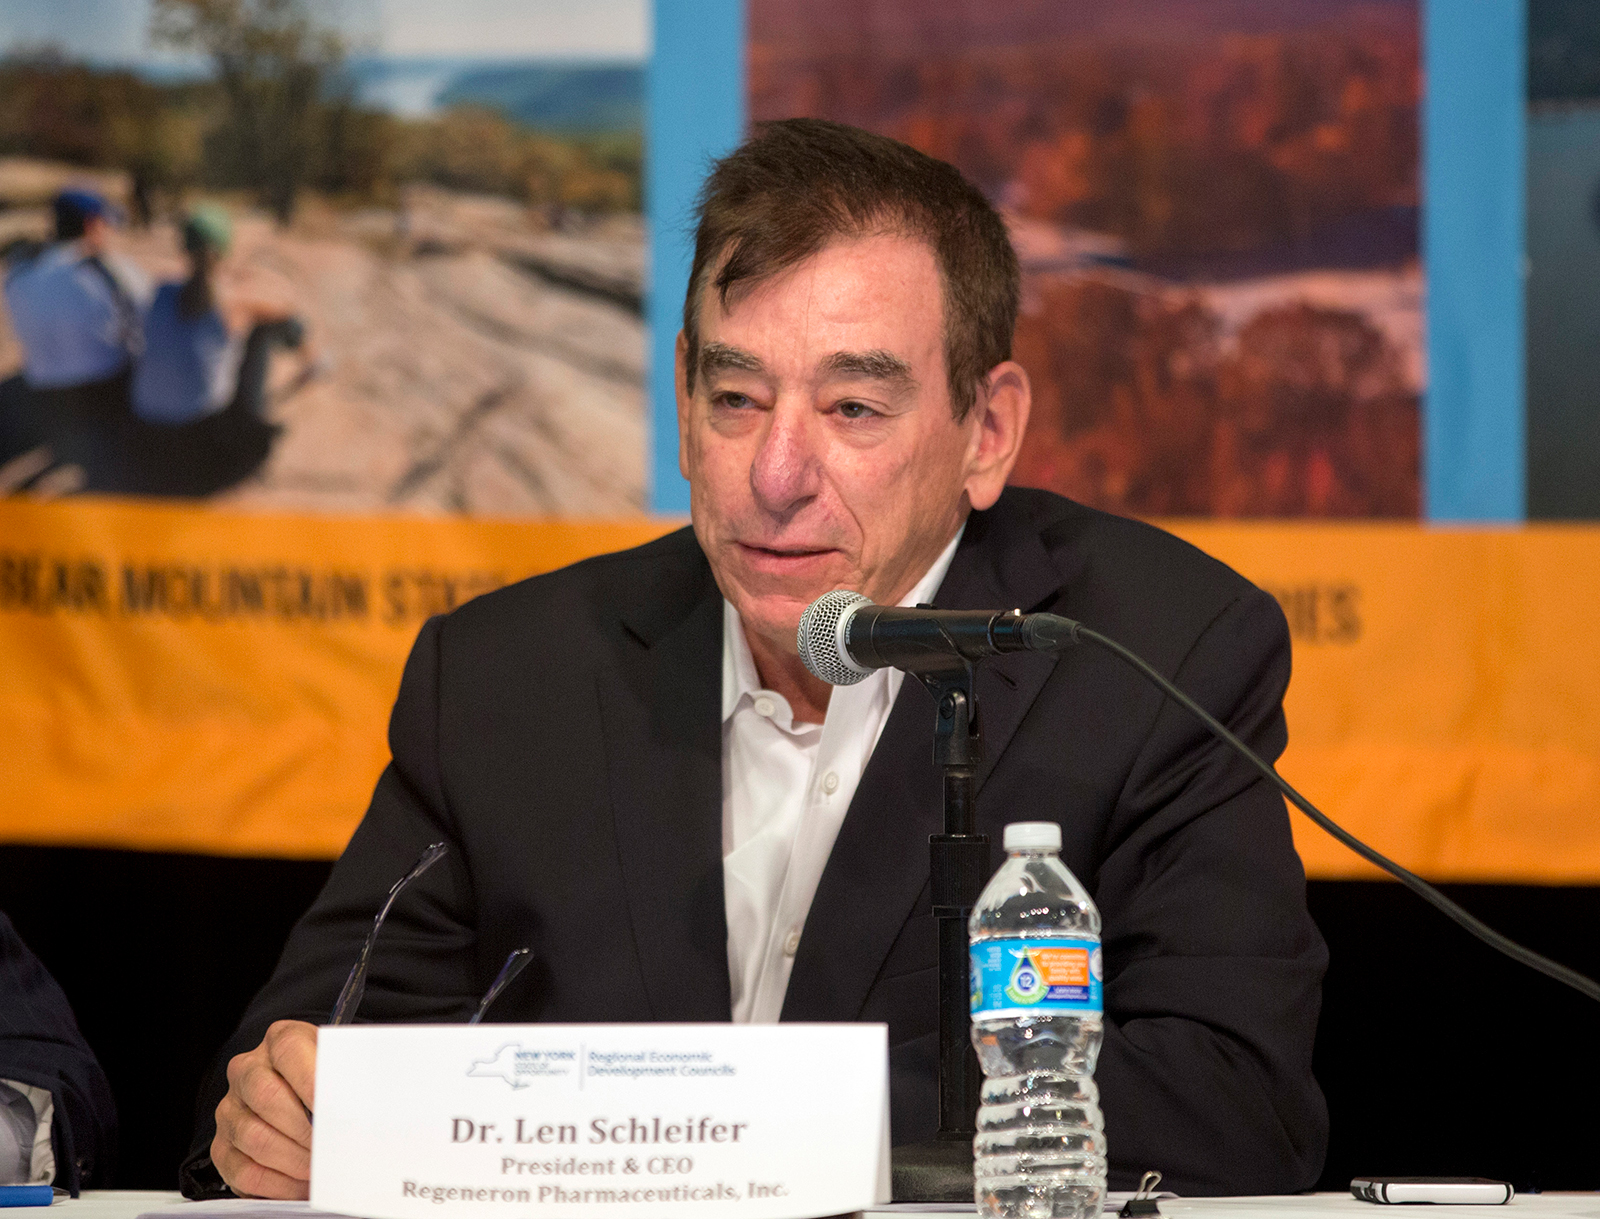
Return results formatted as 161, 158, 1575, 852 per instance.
748, 400, 822, 516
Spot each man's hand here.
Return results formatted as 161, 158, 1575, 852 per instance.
212, 1020, 317, 1199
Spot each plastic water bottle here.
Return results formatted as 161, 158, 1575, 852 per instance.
969, 821, 1106, 1219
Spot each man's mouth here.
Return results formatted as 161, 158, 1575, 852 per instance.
736, 542, 837, 568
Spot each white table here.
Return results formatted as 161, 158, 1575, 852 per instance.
47, 1189, 1600, 1219
1160, 1198, 1600, 1219
49, 1193, 183, 1219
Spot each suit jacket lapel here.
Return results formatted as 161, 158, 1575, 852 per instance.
952, 500, 1067, 792
782, 494, 1065, 1021
598, 546, 731, 1021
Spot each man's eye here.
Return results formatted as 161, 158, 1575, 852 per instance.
713, 392, 754, 410
838, 400, 879, 420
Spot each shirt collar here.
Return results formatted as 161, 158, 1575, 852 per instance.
721, 522, 967, 723
722, 599, 765, 722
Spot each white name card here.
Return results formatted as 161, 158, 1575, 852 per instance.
311, 1024, 891, 1219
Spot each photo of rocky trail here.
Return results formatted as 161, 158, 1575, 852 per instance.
0, 0, 646, 515
0, 166, 644, 515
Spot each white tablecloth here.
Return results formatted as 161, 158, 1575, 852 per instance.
45, 1187, 1600, 1219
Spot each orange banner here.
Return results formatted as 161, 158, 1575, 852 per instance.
1178, 521, 1600, 883
3, 499, 1598, 882
0, 498, 672, 858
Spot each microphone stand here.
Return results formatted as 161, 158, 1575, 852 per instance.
891, 660, 992, 1202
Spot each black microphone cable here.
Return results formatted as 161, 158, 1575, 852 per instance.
1048, 617, 1600, 1006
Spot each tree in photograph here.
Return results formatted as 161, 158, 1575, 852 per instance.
1012, 277, 1220, 515
151, 0, 346, 224
1011, 279, 1419, 517
0, 55, 205, 214
1215, 303, 1418, 516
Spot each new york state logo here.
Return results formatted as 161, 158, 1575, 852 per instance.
467, 1043, 575, 1089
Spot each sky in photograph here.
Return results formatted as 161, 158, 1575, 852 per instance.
0, 0, 649, 62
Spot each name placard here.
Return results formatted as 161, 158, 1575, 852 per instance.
311, 1024, 890, 1219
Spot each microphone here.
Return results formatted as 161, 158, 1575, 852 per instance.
793, 588, 1600, 1007
796, 588, 1082, 685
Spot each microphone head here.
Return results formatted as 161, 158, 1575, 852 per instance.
798, 590, 874, 686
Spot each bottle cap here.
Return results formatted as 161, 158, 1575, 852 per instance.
1003, 821, 1061, 851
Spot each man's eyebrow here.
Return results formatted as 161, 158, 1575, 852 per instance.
820, 349, 917, 389
699, 342, 766, 378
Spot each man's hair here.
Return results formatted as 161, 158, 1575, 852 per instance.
54, 197, 90, 242
683, 118, 1020, 421
53, 190, 111, 242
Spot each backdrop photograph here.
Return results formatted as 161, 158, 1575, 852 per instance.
0, 0, 646, 514
1526, 0, 1600, 519
751, 0, 1421, 519
0, 0, 663, 864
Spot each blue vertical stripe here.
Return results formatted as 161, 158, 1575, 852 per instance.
1424, 0, 1526, 521
645, 0, 747, 514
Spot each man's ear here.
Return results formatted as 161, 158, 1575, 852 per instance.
962, 361, 1032, 511
675, 330, 693, 480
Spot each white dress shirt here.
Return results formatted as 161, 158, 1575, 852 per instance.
0, 1081, 53, 1185
721, 527, 964, 1023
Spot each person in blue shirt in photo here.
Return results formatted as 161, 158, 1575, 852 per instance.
0, 189, 151, 490
4, 190, 150, 397
133, 205, 311, 431
127, 205, 316, 496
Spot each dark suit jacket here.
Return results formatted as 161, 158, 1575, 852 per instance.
1, 912, 117, 1193
185, 488, 1327, 1195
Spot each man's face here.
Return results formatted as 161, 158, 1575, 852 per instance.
79, 215, 113, 255
676, 231, 989, 657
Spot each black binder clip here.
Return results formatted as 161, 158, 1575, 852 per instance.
1120, 1171, 1164, 1217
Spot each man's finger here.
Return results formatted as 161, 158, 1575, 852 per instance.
216, 1149, 311, 1200
228, 1047, 313, 1149
211, 1121, 310, 1201
219, 1092, 312, 1181
265, 1020, 319, 1114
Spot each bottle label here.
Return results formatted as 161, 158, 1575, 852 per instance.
970, 937, 1103, 1018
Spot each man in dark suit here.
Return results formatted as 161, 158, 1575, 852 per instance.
188, 119, 1327, 1199
1, 913, 117, 1192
